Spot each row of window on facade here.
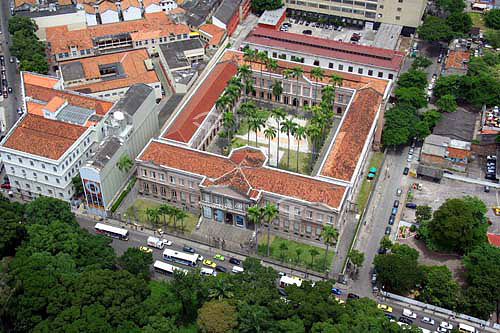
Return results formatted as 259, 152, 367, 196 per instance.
266, 51, 394, 79
10, 158, 83, 185
58, 48, 92, 60
134, 33, 189, 47
254, 76, 348, 103
3, 137, 91, 174
142, 168, 195, 189
13, 183, 71, 198
142, 181, 198, 202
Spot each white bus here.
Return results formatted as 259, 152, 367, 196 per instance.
163, 248, 198, 266
153, 260, 188, 275
279, 275, 303, 288
95, 223, 129, 240
458, 323, 478, 333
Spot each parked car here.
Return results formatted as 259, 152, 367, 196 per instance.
403, 167, 409, 175
399, 317, 413, 325
7, 87, 12, 93
1, 183, 11, 189
138, 246, 152, 254
347, 293, 359, 299
393, 200, 399, 208
485, 185, 490, 192
388, 215, 395, 225
203, 260, 216, 268
439, 322, 453, 330
396, 188, 402, 196
385, 314, 397, 321
385, 227, 392, 235
183, 245, 195, 253
405, 203, 417, 209
407, 154, 413, 162
331, 287, 342, 295
421, 316, 435, 325
302, 30, 312, 35
377, 304, 393, 313
229, 257, 241, 265
391, 207, 398, 215
214, 254, 225, 261
215, 265, 227, 273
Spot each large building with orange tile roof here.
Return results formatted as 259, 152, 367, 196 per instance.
59, 49, 162, 101
46, 12, 190, 64
0, 72, 160, 212
199, 24, 227, 49
121, 0, 142, 21
135, 48, 390, 241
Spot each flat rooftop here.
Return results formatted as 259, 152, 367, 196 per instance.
159, 38, 204, 70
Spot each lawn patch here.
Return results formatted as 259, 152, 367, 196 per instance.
125, 198, 199, 233
279, 150, 312, 175
258, 236, 334, 272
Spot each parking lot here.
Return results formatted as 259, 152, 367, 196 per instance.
400, 177, 500, 232
281, 19, 402, 50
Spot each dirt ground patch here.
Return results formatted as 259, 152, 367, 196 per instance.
398, 237, 466, 285
398, 36, 412, 53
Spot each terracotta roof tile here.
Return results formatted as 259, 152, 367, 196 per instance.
58, 0, 73, 5
3, 114, 87, 160
487, 233, 500, 247
44, 96, 66, 112
139, 141, 347, 208
445, 51, 470, 70
229, 147, 266, 167
142, 0, 160, 6
447, 147, 471, 159
199, 24, 226, 46
320, 88, 382, 182
15, 0, 36, 7
23, 72, 59, 89
81, 3, 96, 14
24, 83, 114, 116
120, 0, 141, 10
245, 27, 405, 71
169, 7, 185, 14
46, 12, 189, 54
98, 1, 118, 12
61, 49, 159, 93
163, 61, 238, 142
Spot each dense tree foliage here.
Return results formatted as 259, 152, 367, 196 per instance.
436, 94, 457, 113
118, 247, 153, 279
436, 0, 465, 14
8, 16, 48, 74
423, 196, 488, 254
419, 266, 460, 309
0, 196, 25, 259
418, 16, 455, 42
484, 9, 500, 29
250, 0, 283, 15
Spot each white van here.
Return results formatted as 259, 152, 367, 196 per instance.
232, 266, 244, 273
201, 267, 216, 276
402, 308, 417, 319
147, 236, 164, 249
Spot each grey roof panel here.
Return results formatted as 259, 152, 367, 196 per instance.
112, 84, 152, 116
56, 104, 96, 125
61, 61, 85, 81
90, 136, 122, 170
214, 0, 241, 25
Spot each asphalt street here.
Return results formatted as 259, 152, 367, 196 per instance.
0, 0, 22, 135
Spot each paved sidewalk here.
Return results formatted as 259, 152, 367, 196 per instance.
443, 173, 500, 188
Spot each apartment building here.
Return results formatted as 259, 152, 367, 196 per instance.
212, 0, 251, 36
244, 27, 405, 80
285, 0, 427, 33
98, 1, 120, 24
45, 12, 190, 65
0, 72, 114, 202
120, 0, 142, 21
137, 49, 390, 241
59, 49, 162, 101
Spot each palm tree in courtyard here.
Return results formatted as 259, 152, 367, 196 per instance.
247, 205, 265, 254
222, 111, 235, 148
225, 84, 241, 107
282, 68, 294, 107
292, 67, 304, 111
321, 85, 335, 112
208, 279, 234, 300
175, 209, 188, 232
271, 80, 283, 103
279, 242, 288, 262
215, 94, 231, 113
263, 203, 279, 257
264, 126, 277, 163
306, 123, 321, 169
295, 248, 303, 265
270, 107, 286, 167
158, 204, 172, 230
145, 208, 161, 230
237, 64, 253, 96
248, 111, 266, 147
309, 247, 320, 270
116, 154, 133, 173
281, 118, 297, 170
310, 67, 324, 103
329, 73, 343, 88
257, 51, 269, 103
320, 225, 339, 272
243, 48, 257, 66
293, 125, 307, 173
266, 58, 278, 100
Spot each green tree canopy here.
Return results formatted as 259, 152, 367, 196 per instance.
446, 12, 472, 35
197, 300, 238, 333
436, 94, 457, 113
117, 247, 153, 280
250, 0, 283, 15
433, 74, 463, 99
394, 87, 428, 109
418, 265, 460, 309
8, 16, 38, 35
485, 9, 500, 29
397, 69, 428, 90
416, 205, 433, 223
411, 56, 432, 69
484, 30, 500, 49
436, 0, 465, 13
418, 16, 454, 42
0, 196, 25, 259
426, 196, 488, 253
